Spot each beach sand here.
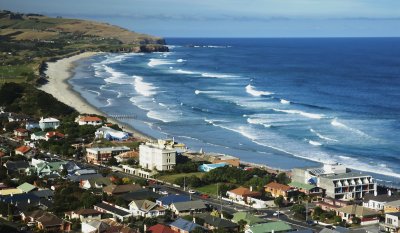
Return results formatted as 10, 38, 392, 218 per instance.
40, 52, 153, 141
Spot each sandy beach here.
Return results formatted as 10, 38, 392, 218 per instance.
40, 52, 154, 141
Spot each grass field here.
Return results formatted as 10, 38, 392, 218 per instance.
157, 172, 205, 184
197, 183, 220, 196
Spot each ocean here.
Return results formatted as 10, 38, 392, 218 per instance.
70, 38, 400, 186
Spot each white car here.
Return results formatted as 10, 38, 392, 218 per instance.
160, 190, 168, 195
273, 211, 283, 216
188, 189, 196, 194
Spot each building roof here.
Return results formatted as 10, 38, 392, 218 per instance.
46, 131, 65, 138
248, 221, 292, 233
15, 145, 31, 154
25, 209, 48, 219
86, 176, 112, 187
148, 224, 175, 233
15, 128, 28, 133
17, 182, 36, 193
130, 199, 159, 212
363, 193, 400, 203
4, 160, 29, 171
385, 200, 400, 207
321, 172, 371, 180
387, 212, 400, 217
83, 220, 109, 232
37, 212, 64, 227
74, 209, 102, 216
68, 173, 103, 182
103, 184, 142, 195
265, 182, 292, 192
94, 202, 131, 217
170, 218, 203, 232
0, 188, 24, 196
87, 146, 131, 153
31, 189, 54, 198
232, 212, 265, 225
288, 181, 316, 191
337, 205, 379, 217
79, 116, 102, 122
39, 117, 59, 123
121, 189, 161, 202
172, 200, 207, 211
32, 131, 46, 137
157, 194, 191, 206
197, 213, 238, 228
228, 186, 261, 197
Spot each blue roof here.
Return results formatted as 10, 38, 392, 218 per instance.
170, 218, 202, 232
198, 163, 228, 172
157, 194, 191, 205
0, 193, 40, 203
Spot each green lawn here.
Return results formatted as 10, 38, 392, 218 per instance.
197, 183, 219, 195
157, 172, 204, 184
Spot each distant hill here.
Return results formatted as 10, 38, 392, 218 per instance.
0, 10, 165, 47
0, 10, 168, 84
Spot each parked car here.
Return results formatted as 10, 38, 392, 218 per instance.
188, 189, 196, 194
306, 220, 317, 226
200, 194, 209, 199
273, 211, 284, 216
160, 190, 168, 195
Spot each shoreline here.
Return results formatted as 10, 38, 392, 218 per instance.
40, 52, 155, 141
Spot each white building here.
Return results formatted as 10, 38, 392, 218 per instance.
380, 212, 400, 233
363, 191, 400, 211
139, 141, 176, 171
128, 200, 165, 217
39, 117, 60, 130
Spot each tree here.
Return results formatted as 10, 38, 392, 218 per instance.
276, 172, 290, 185
352, 217, 361, 225
291, 204, 306, 215
334, 216, 342, 223
107, 157, 118, 166
238, 220, 247, 232
274, 195, 285, 207
143, 217, 158, 227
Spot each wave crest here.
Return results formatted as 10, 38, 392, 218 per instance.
245, 84, 274, 97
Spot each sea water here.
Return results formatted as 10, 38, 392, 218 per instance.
70, 38, 400, 186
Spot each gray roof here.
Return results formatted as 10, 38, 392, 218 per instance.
68, 173, 103, 182
94, 202, 130, 217
385, 200, 400, 207
172, 200, 207, 211
387, 212, 400, 217
170, 218, 203, 232
87, 146, 130, 153
32, 189, 54, 198
363, 193, 400, 203
197, 214, 238, 228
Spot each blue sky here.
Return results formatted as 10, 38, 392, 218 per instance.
2, 0, 400, 37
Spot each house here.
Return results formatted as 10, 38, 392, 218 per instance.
86, 146, 130, 165
65, 209, 102, 222
76, 115, 103, 126
170, 218, 205, 233
80, 177, 112, 190
385, 200, 400, 213
292, 163, 376, 200
17, 182, 37, 193
199, 163, 228, 172
316, 197, 350, 211
380, 212, 400, 233
39, 117, 60, 130
3, 160, 29, 175
196, 213, 239, 232
28, 158, 68, 177
156, 194, 191, 209
68, 173, 103, 183
129, 199, 165, 217
149, 224, 175, 233
82, 220, 110, 233
103, 184, 142, 196
14, 128, 29, 139
8, 113, 30, 122
31, 189, 54, 200
95, 126, 129, 141
231, 212, 265, 227
22, 210, 70, 232
264, 182, 297, 201
139, 141, 176, 171
288, 181, 324, 201
0, 193, 42, 211
25, 121, 40, 130
336, 205, 379, 225
45, 131, 65, 141
363, 193, 400, 211
226, 186, 262, 204
15, 145, 32, 156
94, 201, 132, 222
170, 200, 207, 216
245, 221, 292, 233
31, 131, 47, 141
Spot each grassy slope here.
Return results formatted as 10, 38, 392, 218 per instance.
0, 10, 167, 84
158, 172, 205, 184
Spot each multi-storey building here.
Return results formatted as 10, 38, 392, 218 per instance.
139, 141, 176, 171
292, 163, 376, 200
380, 212, 400, 233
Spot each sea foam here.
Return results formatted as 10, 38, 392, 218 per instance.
133, 76, 157, 97
272, 108, 324, 119
245, 84, 274, 97
148, 58, 175, 67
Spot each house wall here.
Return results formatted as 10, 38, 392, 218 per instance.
139, 144, 176, 171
